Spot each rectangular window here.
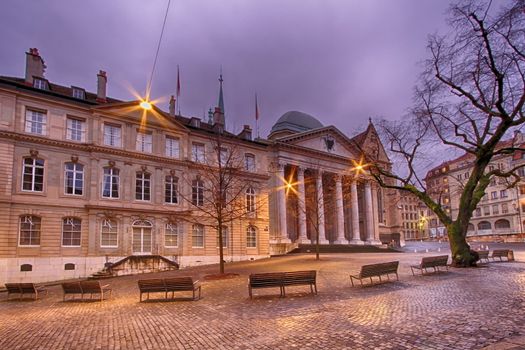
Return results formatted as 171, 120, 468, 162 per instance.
491, 191, 498, 200
192, 224, 204, 248
22, 158, 44, 192
520, 185, 525, 195
136, 131, 152, 153
103, 124, 122, 147
135, 172, 151, 201
500, 190, 508, 198
165, 136, 180, 158
62, 218, 81, 246
219, 148, 228, 167
192, 179, 204, 206
102, 167, 119, 198
33, 78, 47, 90
246, 226, 257, 248
489, 178, 496, 186
64, 162, 83, 195
66, 118, 85, 142
72, 88, 85, 99
245, 154, 256, 172
492, 204, 499, 215
192, 143, 205, 163
101, 219, 118, 247
476, 208, 481, 217
483, 206, 490, 215
19, 216, 41, 246
165, 175, 178, 204
165, 223, 179, 247
25, 109, 47, 135
217, 227, 228, 248
518, 167, 525, 177
502, 203, 509, 214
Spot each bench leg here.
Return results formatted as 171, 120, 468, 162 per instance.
314, 283, 318, 295
378, 275, 382, 283
249, 286, 252, 299
281, 286, 285, 298
395, 272, 399, 281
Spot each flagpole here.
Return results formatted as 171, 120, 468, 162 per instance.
255, 93, 260, 139
176, 65, 181, 115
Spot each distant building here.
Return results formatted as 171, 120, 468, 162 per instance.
399, 192, 428, 240
424, 132, 525, 240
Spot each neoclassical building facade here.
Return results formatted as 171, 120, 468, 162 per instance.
0, 49, 401, 284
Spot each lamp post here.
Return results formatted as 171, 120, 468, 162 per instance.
513, 186, 523, 236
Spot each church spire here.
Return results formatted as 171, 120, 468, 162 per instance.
218, 69, 225, 117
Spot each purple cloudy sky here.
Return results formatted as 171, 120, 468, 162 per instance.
0, 0, 451, 137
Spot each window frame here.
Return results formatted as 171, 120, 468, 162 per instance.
25, 108, 47, 135
192, 224, 204, 248
64, 162, 84, 196
102, 167, 120, 199
165, 222, 179, 248
103, 123, 122, 147
18, 215, 41, 247
192, 178, 204, 207
244, 153, 256, 172
191, 143, 205, 163
216, 226, 229, 248
246, 226, 257, 248
66, 117, 86, 142
164, 175, 179, 204
136, 131, 153, 153
22, 157, 45, 192
100, 219, 119, 248
62, 217, 82, 247
165, 136, 180, 159
135, 171, 151, 201
246, 186, 256, 215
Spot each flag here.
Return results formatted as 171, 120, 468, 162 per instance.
176, 65, 181, 97
255, 93, 260, 121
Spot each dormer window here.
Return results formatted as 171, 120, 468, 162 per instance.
33, 78, 47, 90
72, 87, 85, 100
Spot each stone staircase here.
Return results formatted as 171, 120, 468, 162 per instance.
90, 255, 179, 279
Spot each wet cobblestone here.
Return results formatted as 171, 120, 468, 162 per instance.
1, 252, 525, 349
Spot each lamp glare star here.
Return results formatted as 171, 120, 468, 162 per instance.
140, 101, 152, 110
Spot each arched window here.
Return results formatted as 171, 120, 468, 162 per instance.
192, 178, 204, 207
62, 217, 82, 246
246, 187, 256, 215
101, 219, 118, 247
64, 162, 84, 195
102, 167, 119, 198
247, 226, 257, 248
165, 175, 178, 204
495, 219, 510, 229
19, 215, 41, 246
467, 223, 475, 232
22, 157, 44, 192
135, 172, 151, 201
477, 221, 492, 230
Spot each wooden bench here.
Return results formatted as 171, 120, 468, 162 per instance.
4, 283, 47, 300
138, 277, 201, 301
490, 249, 512, 262
282, 270, 317, 297
62, 281, 112, 301
475, 250, 490, 263
410, 255, 449, 276
350, 261, 399, 286
248, 272, 285, 298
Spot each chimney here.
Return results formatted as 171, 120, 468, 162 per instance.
169, 95, 176, 117
25, 48, 46, 84
238, 125, 252, 141
514, 130, 524, 144
96, 70, 107, 102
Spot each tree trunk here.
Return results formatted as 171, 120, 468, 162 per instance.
315, 229, 320, 260
447, 223, 477, 267
218, 226, 225, 274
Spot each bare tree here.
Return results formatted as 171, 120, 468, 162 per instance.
367, 0, 525, 266
178, 130, 265, 274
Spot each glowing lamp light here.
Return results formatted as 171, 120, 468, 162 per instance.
140, 100, 152, 110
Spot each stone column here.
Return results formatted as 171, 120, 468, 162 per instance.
297, 167, 309, 244
277, 163, 291, 243
371, 184, 381, 243
365, 181, 381, 245
349, 180, 364, 245
334, 174, 349, 244
316, 171, 329, 244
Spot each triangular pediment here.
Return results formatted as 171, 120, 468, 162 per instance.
352, 122, 390, 164
92, 101, 187, 131
276, 126, 361, 159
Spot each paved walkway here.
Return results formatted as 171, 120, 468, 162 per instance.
1, 251, 525, 350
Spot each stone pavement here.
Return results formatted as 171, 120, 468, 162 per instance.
1, 250, 525, 350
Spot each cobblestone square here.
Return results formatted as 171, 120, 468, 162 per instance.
2, 245, 525, 350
